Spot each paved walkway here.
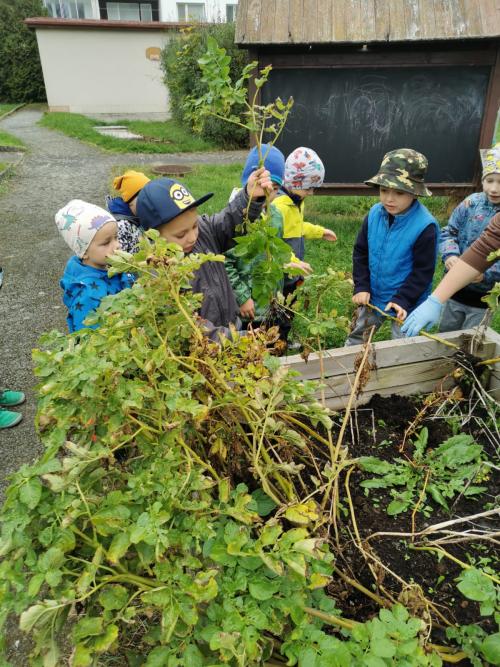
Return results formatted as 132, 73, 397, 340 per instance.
0, 108, 246, 497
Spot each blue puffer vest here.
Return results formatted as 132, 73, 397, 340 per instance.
367, 201, 439, 310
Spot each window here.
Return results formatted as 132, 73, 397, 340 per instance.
43, 0, 95, 18
106, 2, 152, 20
177, 3, 205, 21
226, 3, 237, 21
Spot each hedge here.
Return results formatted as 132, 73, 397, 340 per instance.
0, 0, 47, 103
161, 23, 249, 149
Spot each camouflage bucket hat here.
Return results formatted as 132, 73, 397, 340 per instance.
365, 148, 432, 197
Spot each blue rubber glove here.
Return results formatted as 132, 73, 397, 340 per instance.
400, 295, 443, 337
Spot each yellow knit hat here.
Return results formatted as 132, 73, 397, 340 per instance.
482, 143, 500, 179
113, 170, 150, 203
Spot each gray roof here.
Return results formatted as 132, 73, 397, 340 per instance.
236, 0, 500, 45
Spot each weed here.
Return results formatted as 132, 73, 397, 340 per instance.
358, 428, 488, 516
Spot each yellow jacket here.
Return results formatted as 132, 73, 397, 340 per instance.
272, 194, 326, 260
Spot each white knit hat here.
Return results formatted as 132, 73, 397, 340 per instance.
284, 147, 325, 190
55, 200, 116, 257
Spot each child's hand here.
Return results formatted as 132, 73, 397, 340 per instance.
246, 167, 273, 199
471, 272, 484, 283
352, 291, 370, 305
385, 302, 407, 321
322, 229, 337, 242
286, 260, 313, 275
445, 256, 460, 271
240, 298, 255, 320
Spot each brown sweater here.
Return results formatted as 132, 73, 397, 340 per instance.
461, 212, 500, 272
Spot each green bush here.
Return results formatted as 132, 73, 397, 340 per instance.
161, 23, 249, 148
0, 0, 47, 103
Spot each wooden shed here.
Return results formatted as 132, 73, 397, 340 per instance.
236, 0, 500, 195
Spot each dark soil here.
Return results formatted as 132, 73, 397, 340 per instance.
329, 392, 499, 642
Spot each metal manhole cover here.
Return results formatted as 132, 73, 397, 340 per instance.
151, 164, 193, 177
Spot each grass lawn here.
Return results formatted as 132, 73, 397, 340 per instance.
0, 128, 26, 150
0, 104, 22, 118
39, 112, 223, 154
113, 162, 500, 347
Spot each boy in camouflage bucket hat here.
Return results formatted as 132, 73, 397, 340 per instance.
365, 148, 432, 197
346, 148, 439, 345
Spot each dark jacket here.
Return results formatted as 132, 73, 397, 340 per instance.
189, 188, 264, 339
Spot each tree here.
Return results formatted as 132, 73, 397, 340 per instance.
0, 0, 47, 103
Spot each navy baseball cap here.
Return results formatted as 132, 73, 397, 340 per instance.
137, 178, 213, 230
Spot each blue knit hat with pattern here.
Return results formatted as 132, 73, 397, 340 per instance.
241, 144, 285, 187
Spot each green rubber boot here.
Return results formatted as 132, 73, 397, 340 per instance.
0, 409, 23, 429
0, 390, 25, 407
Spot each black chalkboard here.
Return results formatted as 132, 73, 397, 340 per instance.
261, 66, 490, 183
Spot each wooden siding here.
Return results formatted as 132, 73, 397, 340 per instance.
236, 0, 500, 45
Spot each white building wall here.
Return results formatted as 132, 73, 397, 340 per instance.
159, 0, 238, 23
35, 27, 174, 117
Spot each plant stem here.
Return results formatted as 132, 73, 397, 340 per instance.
365, 303, 460, 349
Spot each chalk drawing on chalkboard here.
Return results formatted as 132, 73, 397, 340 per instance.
263, 66, 490, 182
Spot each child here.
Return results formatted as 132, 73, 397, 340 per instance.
225, 144, 305, 325
107, 170, 150, 253
438, 143, 500, 331
56, 200, 134, 333
346, 148, 439, 345
271, 147, 337, 339
274, 147, 337, 270
136, 167, 272, 341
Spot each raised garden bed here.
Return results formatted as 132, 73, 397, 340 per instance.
284, 327, 500, 410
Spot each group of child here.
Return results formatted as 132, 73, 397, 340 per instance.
56, 141, 500, 345
2, 142, 498, 429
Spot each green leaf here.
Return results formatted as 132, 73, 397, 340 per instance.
45, 569, 62, 588
371, 637, 396, 658
107, 532, 131, 563
28, 573, 46, 596
91, 624, 119, 653
387, 498, 410, 515
481, 633, 500, 665
248, 577, 281, 600
20, 601, 59, 633
364, 657, 388, 667
251, 488, 277, 517
145, 646, 171, 666
39, 548, 64, 573
73, 617, 103, 642
98, 585, 129, 611
358, 457, 393, 474
72, 644, 93, 667
20, 478, 43, 509
457, 568, 497, 616
42, 639, 59, 667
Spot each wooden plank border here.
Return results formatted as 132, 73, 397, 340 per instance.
282, 328, 500, 409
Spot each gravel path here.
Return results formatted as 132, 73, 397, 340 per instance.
0, 108, 246, 498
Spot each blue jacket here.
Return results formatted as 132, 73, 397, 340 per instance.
363, 201, 439, 311
60, 256, 134, 333
440, 192, 500, 306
